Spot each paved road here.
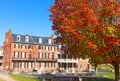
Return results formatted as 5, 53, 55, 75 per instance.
0, 74, 16, 81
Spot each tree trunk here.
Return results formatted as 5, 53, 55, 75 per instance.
94, 65, 98, 76
113, 64, 120, 81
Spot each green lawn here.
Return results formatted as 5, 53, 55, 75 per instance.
8, 74, 39, 81
98, 72, 115, 80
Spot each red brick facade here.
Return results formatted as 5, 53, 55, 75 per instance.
3, 30, 92, 73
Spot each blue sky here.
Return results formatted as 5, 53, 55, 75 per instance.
0, 0, 54, 45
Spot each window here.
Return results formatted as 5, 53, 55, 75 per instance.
14, 44, 19, 49
45, 53, 49, 58
28, 52, 32, 59
52, 53, 54, 59
14, 51, 19, 58
51, 62, 55, 68
39, 38, 42, 43
25, 36, 29, 42
80, 64, 82, 68
68, 63, 72, 68
48, 39, 51, 44
58, 45, 61, 51
21, 62, 25, 68
68, 55, 72, 59
52, 46, 54, 51
74, 63, 76, 67
21, 52, 26, 58
49, 46, 51, 50
45, 62, 49, 67
46, 46, 49, 50
39, 62, 41, 67
38, 45, 42, 50
17, 35, 21, 41
84, 64, 86, 68
28, 45, 33, 49
21, 45, 25, 49
58, 54, 60, 59
28, 62, 32, 68
14, 62, 18, 68
58, 63, 62, 68
39, 52, 42, 58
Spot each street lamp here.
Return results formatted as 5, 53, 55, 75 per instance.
28, 35, 37, 72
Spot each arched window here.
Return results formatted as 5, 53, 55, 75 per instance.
39, 38, 42, 43
17, 35, 21, 41
25, 36, 29, 42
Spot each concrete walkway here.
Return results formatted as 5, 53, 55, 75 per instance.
0, 74, 16, 81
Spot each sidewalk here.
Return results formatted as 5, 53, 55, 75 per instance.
0, 74, 16, 81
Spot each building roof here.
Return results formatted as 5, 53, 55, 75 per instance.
12, 34, 55, 45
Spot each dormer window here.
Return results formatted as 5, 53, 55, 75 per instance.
17, 35, 21, 41
25, 36, 29, 42
48, 39, 51, 44
39, 38, 42, 43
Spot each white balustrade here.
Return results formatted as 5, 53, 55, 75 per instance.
58, 59, 78, 63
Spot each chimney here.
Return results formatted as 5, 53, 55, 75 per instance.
9, 29, 12, 33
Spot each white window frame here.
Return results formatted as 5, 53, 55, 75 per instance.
52, 47, 54, 51
80, 64, 82, 68
48, 39, 51, 44
58, 45, 61, 51
22, 45, 25, 49
14, 51, 18, 58
25, 36, 29, 42
21, 62, 24, 69
46, 53, 49, 58
39, 38, 42, 43
46, 46, 48, 50
17, 35, 21, 41
45, 62, 49, 67
28, 62, 31, 69
39, 52, 42, 58
52, 62, 55, 68
21, 52, 25, 58
15, 44, 19, 49
14, 62, 18, 68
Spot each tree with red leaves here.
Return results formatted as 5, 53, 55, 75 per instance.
50, 0, 120, 81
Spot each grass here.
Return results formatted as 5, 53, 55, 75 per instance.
96, 64, 115, 80
98, 72, 115, 80
8, 72, 115, 81
8, 74, 39, 81
0, 78, 5, 81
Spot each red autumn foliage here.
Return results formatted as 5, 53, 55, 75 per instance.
50, 0, 120, 81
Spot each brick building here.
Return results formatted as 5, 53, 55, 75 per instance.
0, 46, 3, 70
3, 29, 58, 72
58, 52, 91, 73
3, 30, 92, 73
